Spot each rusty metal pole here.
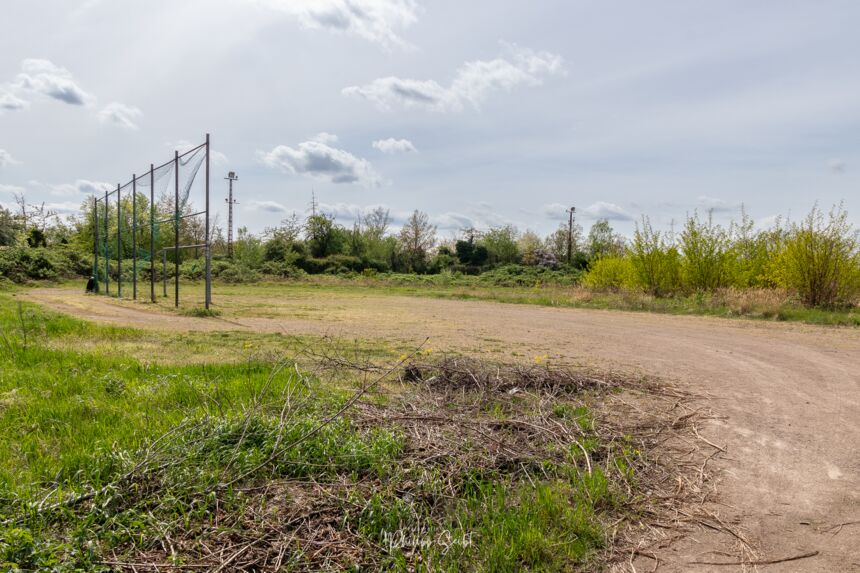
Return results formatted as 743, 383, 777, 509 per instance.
205, 134, 211, 309
132, 175, 137, 300
174, 150, 180, 307
150, 164, 155, 303
93, 196, 99, 293
104, 188, 109, 296
117, 183, 122, 298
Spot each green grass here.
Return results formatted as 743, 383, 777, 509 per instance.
0, 289, 639, 571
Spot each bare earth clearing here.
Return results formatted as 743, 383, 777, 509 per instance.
23, 287, 860, 572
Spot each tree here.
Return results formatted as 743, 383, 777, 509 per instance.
544, 222, 583, 263
398, 210, 436, 272
263, 213, 304, 262
518, 231, 543, 266
586, 219, 624, 260
480, 225, 520, 266
0, 206, 22, 246
305, 213, 343, 258
362, 207, 390, 241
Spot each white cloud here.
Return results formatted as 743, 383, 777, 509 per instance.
257, 138, 382, 187
316, 202, 398, 221
0, 149, 19, 168
248, 200, 288, 213
251, 0, 418, 49
0, 90, 29, 112
344, 43, 563, 112
13, 59, 93, 106
311, 132, 339, 144
541, 203, 574, 220
372, 138, 417, 154
44, 201, 83, 215
431, 211, 475, 231
0, 184, 25, 195
697, 195, 739, 213
47, 179, 113, 197
97, 102, 142, 129
756, 214, 781, 229
827, 158, 846, 174
583, 201, 633, 221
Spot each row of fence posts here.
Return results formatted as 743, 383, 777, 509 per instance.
92, 134, 211, 309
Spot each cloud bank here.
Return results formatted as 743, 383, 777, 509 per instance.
583, 201, 633, 221
98, 102, 143, 130
343, 43, 563, 112
252, 0, 418, 49
13, 59, 93, 106
0, 149, 19, 168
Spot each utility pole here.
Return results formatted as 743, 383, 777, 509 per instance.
566, 206, 576, 265
225, 171, 238, 258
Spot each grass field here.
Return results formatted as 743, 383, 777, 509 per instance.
113, 276, 860, 327
0, 286, 691, 571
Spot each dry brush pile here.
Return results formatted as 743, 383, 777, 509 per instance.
1, 345, 724, 572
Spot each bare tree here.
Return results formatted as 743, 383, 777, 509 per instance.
363, 207, 390, 240
13, 192, 57, 232
399, 210, 436, 271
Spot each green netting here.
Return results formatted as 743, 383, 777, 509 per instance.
93, 139, 209, 304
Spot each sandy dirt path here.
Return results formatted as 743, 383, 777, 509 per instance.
22, 288, 860, 571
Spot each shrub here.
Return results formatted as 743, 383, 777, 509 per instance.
478, 264, 580, 287
259, 261, 306, 278
679, 213, 732, 291
217, 262, 259, 283
0, 244, 85, 282
583, 257, 633, 290
774, 204, 860, 307
629, 217, 681, 296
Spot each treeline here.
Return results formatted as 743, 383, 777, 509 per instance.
0, 192, 858, 309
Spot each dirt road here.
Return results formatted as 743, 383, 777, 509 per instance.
23, 288, 860, 571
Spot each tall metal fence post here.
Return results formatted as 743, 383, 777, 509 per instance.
104, 188, 110, 296
205, 133, 211, 309
132, 175, 137, 300
163, 251, 167, 297
93, 196, 99, 293
174, 150, 180, 308
150, 164, 155, 303
117, 183, 122, 298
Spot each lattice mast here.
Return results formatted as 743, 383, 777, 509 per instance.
225, 171, 238, 258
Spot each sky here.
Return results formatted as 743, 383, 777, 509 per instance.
1, 0, 858, 239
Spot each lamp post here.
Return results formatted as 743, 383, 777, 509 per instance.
225, 171, 238, 258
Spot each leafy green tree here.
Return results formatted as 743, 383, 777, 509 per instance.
305, 213, 343, 258
480, 225, 520, 265
518, 230, 543, 266
0, 206, 22, 246
586, 219, 624, 260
